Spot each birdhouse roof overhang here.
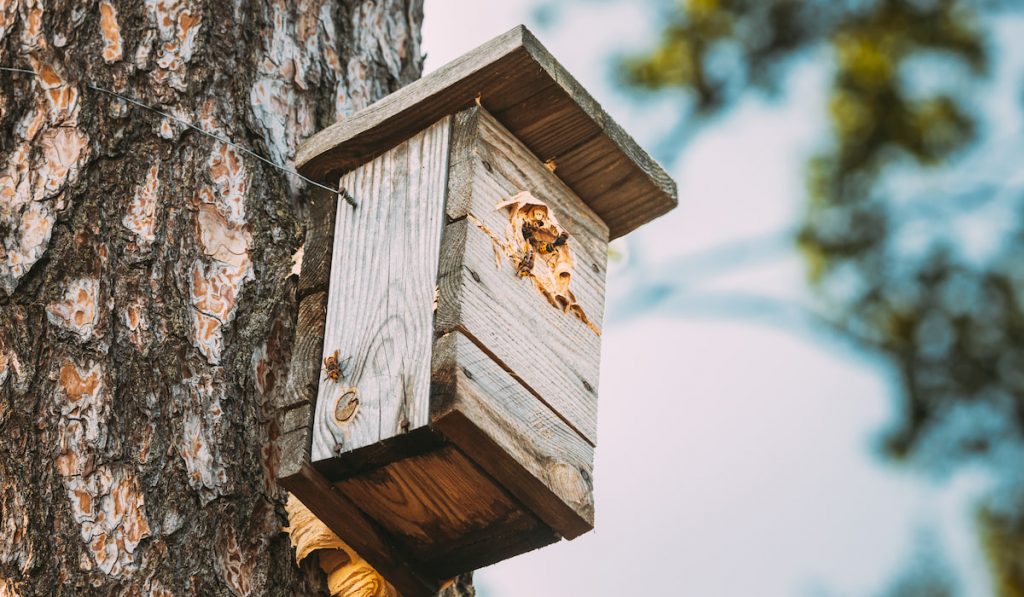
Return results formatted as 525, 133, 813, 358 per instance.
295, 25, 677, 239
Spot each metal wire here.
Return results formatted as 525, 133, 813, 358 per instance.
0, 66, 357, 207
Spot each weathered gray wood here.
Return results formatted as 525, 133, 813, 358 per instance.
436, 109, 609, 445
295, 25, 677, 239
436, 217, 603, 445
447, 107, 610, 323
334, 445, 557, 579
431, 331, 595, 539
312, 117, 451, 463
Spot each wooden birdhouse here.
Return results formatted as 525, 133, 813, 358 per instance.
277, 25, 676, 596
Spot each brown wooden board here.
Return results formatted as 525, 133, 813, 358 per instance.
295, 25, 677, 239
431, 331, 595, 539
334, 446, 558, 579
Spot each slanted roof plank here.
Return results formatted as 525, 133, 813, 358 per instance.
295, 25, 676, 238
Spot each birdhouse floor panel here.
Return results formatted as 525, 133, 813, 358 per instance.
333, 445, 557, 579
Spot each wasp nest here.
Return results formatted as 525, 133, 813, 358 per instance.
284, 494, 396, 597
471, 191, 599, 335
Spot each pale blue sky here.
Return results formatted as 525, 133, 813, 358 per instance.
421, 2, 999, 595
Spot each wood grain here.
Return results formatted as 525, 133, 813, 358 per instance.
334, 446, 557, 579
311, 117, 451, 463
436, 218, 602, 445
296, 187, 339, 299
295, 25, 677, 239
274, 290, 327, 412
447, 106, 610, 328
431, 331, 595, 539
436, 109, 609, 445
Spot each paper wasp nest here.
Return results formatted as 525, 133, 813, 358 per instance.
473, 191, 599, 335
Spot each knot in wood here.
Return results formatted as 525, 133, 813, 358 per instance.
334, 388, 359, 423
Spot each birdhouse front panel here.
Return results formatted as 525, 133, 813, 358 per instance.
310, 117, 451, 464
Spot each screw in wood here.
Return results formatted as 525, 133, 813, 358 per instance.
339, 187, 358, 208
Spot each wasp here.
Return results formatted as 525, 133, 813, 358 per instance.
323, 350, 346, 381
517, 248, 535, 276
538, 230, 570, 254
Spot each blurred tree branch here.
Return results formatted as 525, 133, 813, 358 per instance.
611, 0, 1024, 591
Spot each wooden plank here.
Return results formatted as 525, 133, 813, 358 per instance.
334, 446, 558, 579
278, 459, 440, 597
311, 117, 450, 463
295, 25, 677, 239
436, 218, 602, 445
490, 82, 601, 162
297, 30, 541, 180
437, 109, 609, 445
554, 135, 671, 237
513, 30, 678, 238
296, 186, 338, 299
431, 331, 595, 539
273, 290, 327, 412
275, 186, 335, 413
447, 107, 610, 325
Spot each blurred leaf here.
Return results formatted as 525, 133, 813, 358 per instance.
620, 0, 1024, 591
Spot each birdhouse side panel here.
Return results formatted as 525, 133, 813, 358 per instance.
436, 107, 609, 445
430, 331, 595, 538
311, 116, 452, 463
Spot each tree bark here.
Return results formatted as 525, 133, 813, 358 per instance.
0, 1, 472, 595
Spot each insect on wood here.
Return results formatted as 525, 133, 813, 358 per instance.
322, 349, 343, 381
277, 25, 678, 597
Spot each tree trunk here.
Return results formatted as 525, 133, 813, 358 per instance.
0, 1, 472, 595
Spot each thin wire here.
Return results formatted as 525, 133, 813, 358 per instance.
0, 66, 357, 207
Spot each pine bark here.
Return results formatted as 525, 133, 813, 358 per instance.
0, 1, 472, 595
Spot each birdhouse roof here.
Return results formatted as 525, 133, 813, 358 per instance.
296, 25, 677, 239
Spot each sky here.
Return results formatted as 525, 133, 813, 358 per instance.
421, 2, 995, 595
